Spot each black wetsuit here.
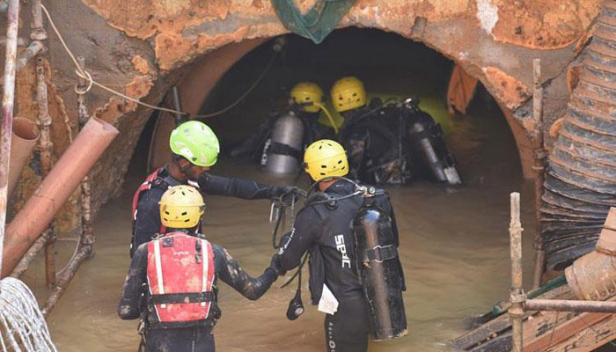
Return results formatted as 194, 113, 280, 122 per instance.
279, 180, 398, 352
131, 166, 280, 256
338, 104, 408, 185
119, 241, 278, 352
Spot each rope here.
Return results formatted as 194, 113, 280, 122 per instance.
0, 278, 57, 351
578, 314, 616, 347
194, 51, 278, 119
40, 4, 185, 116
41, 4, 278, 120
544, 311, 560, 351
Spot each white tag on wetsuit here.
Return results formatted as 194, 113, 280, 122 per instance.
318, 284, 339, 315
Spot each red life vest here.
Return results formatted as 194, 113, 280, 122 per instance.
132, 167, 168, 234
130, 167, 203, 257
147, 232, 216, 327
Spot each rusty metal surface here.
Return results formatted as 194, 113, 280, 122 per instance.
565, 251, 616, 300
524, 299, 616, 312
0, 0, 21, 275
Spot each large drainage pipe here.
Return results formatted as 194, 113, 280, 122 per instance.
1, 117, 118, 277
8, 117, 39, 199
540, 0, 616, 277
565, 208, 616, 301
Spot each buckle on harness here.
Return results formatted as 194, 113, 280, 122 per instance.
366, 245, 398, 263
149, 291, 216, 305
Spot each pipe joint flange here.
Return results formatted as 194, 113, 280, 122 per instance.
30, 28, 47, 42
508, 306, 525, 318
510, 292, 527, 305
36, 116, 52, 127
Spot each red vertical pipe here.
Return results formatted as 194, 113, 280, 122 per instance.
0, 0, 22, 275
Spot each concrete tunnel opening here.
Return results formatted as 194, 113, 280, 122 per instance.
134, 28, 529, 184
69, 28, 543, 351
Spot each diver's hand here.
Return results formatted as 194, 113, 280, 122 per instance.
269, 253, 286, 276
267, 186, 301, 203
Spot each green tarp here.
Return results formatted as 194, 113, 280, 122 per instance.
271, 0, 356, 44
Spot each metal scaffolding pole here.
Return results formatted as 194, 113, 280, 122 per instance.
0, 0, 22, 275
508, 192, 525, 352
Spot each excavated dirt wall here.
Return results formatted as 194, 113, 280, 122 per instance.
4, 0, 603, 234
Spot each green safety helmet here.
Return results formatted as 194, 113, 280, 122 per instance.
169, 121, 220, 167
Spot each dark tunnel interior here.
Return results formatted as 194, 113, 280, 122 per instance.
131, 28, 522, 188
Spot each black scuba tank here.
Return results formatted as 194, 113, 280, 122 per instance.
352, 188, 407, 340
408, 112, 461, 184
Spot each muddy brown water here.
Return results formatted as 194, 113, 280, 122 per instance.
32, 96, 539, 352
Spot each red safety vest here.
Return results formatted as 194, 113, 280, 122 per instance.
132, 167, 168, 235
147, 232, 216, 326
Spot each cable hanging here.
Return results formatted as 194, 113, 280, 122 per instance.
41, 4, 280, 120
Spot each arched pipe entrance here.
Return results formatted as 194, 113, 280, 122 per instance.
147, 33, 536, 179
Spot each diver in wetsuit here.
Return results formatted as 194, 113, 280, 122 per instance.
230, 82, 341, 164
130, 120, 298, 257
331, 76, 411, 185
332, 76, 461, 185
278, 140, 403, 352
119, 185, 283, 352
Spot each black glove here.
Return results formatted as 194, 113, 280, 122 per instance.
267, 185, 300, 202
269, 253, 286, 276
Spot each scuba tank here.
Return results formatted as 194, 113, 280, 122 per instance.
408, 111, 461, 184
353, 187, 407, 340
264, 110, 304, 174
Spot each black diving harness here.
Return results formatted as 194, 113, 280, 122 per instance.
269, 177, 374, 320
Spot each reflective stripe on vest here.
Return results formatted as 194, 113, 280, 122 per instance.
147, 233, 215, 324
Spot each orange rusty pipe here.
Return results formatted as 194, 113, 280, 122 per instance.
1, 117, 118, 277
8, 117, 39, 198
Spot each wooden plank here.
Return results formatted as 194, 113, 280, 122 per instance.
523, 293, 616, 352
451, 314, 513, 350
523, 312, 611, 352
546, 313, 616, 352
596, 228, 616, 255
451, 286, 571, 350
604, 207, 616, 231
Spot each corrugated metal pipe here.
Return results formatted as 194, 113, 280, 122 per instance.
541, 0, 616, 276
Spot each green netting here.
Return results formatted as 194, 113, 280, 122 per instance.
271, 0, 357, 44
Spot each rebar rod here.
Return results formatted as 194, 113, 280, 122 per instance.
76, 56, 94, 252
9, 229, 52, 278
41, 245, 91, 316
0, 41, 44, 84
524, 299, 616, 313
509, 192, 525, 352
31, 0, 56, 288
532, 58, 546, 290
0, 0, 22, 276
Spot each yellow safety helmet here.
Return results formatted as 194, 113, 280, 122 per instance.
290, 82, 324, 113
330, 76, 366, 113
303, 139, 349, 181
159, 185, 205, 229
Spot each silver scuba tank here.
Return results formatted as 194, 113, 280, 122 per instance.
265, 111, 304, 174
